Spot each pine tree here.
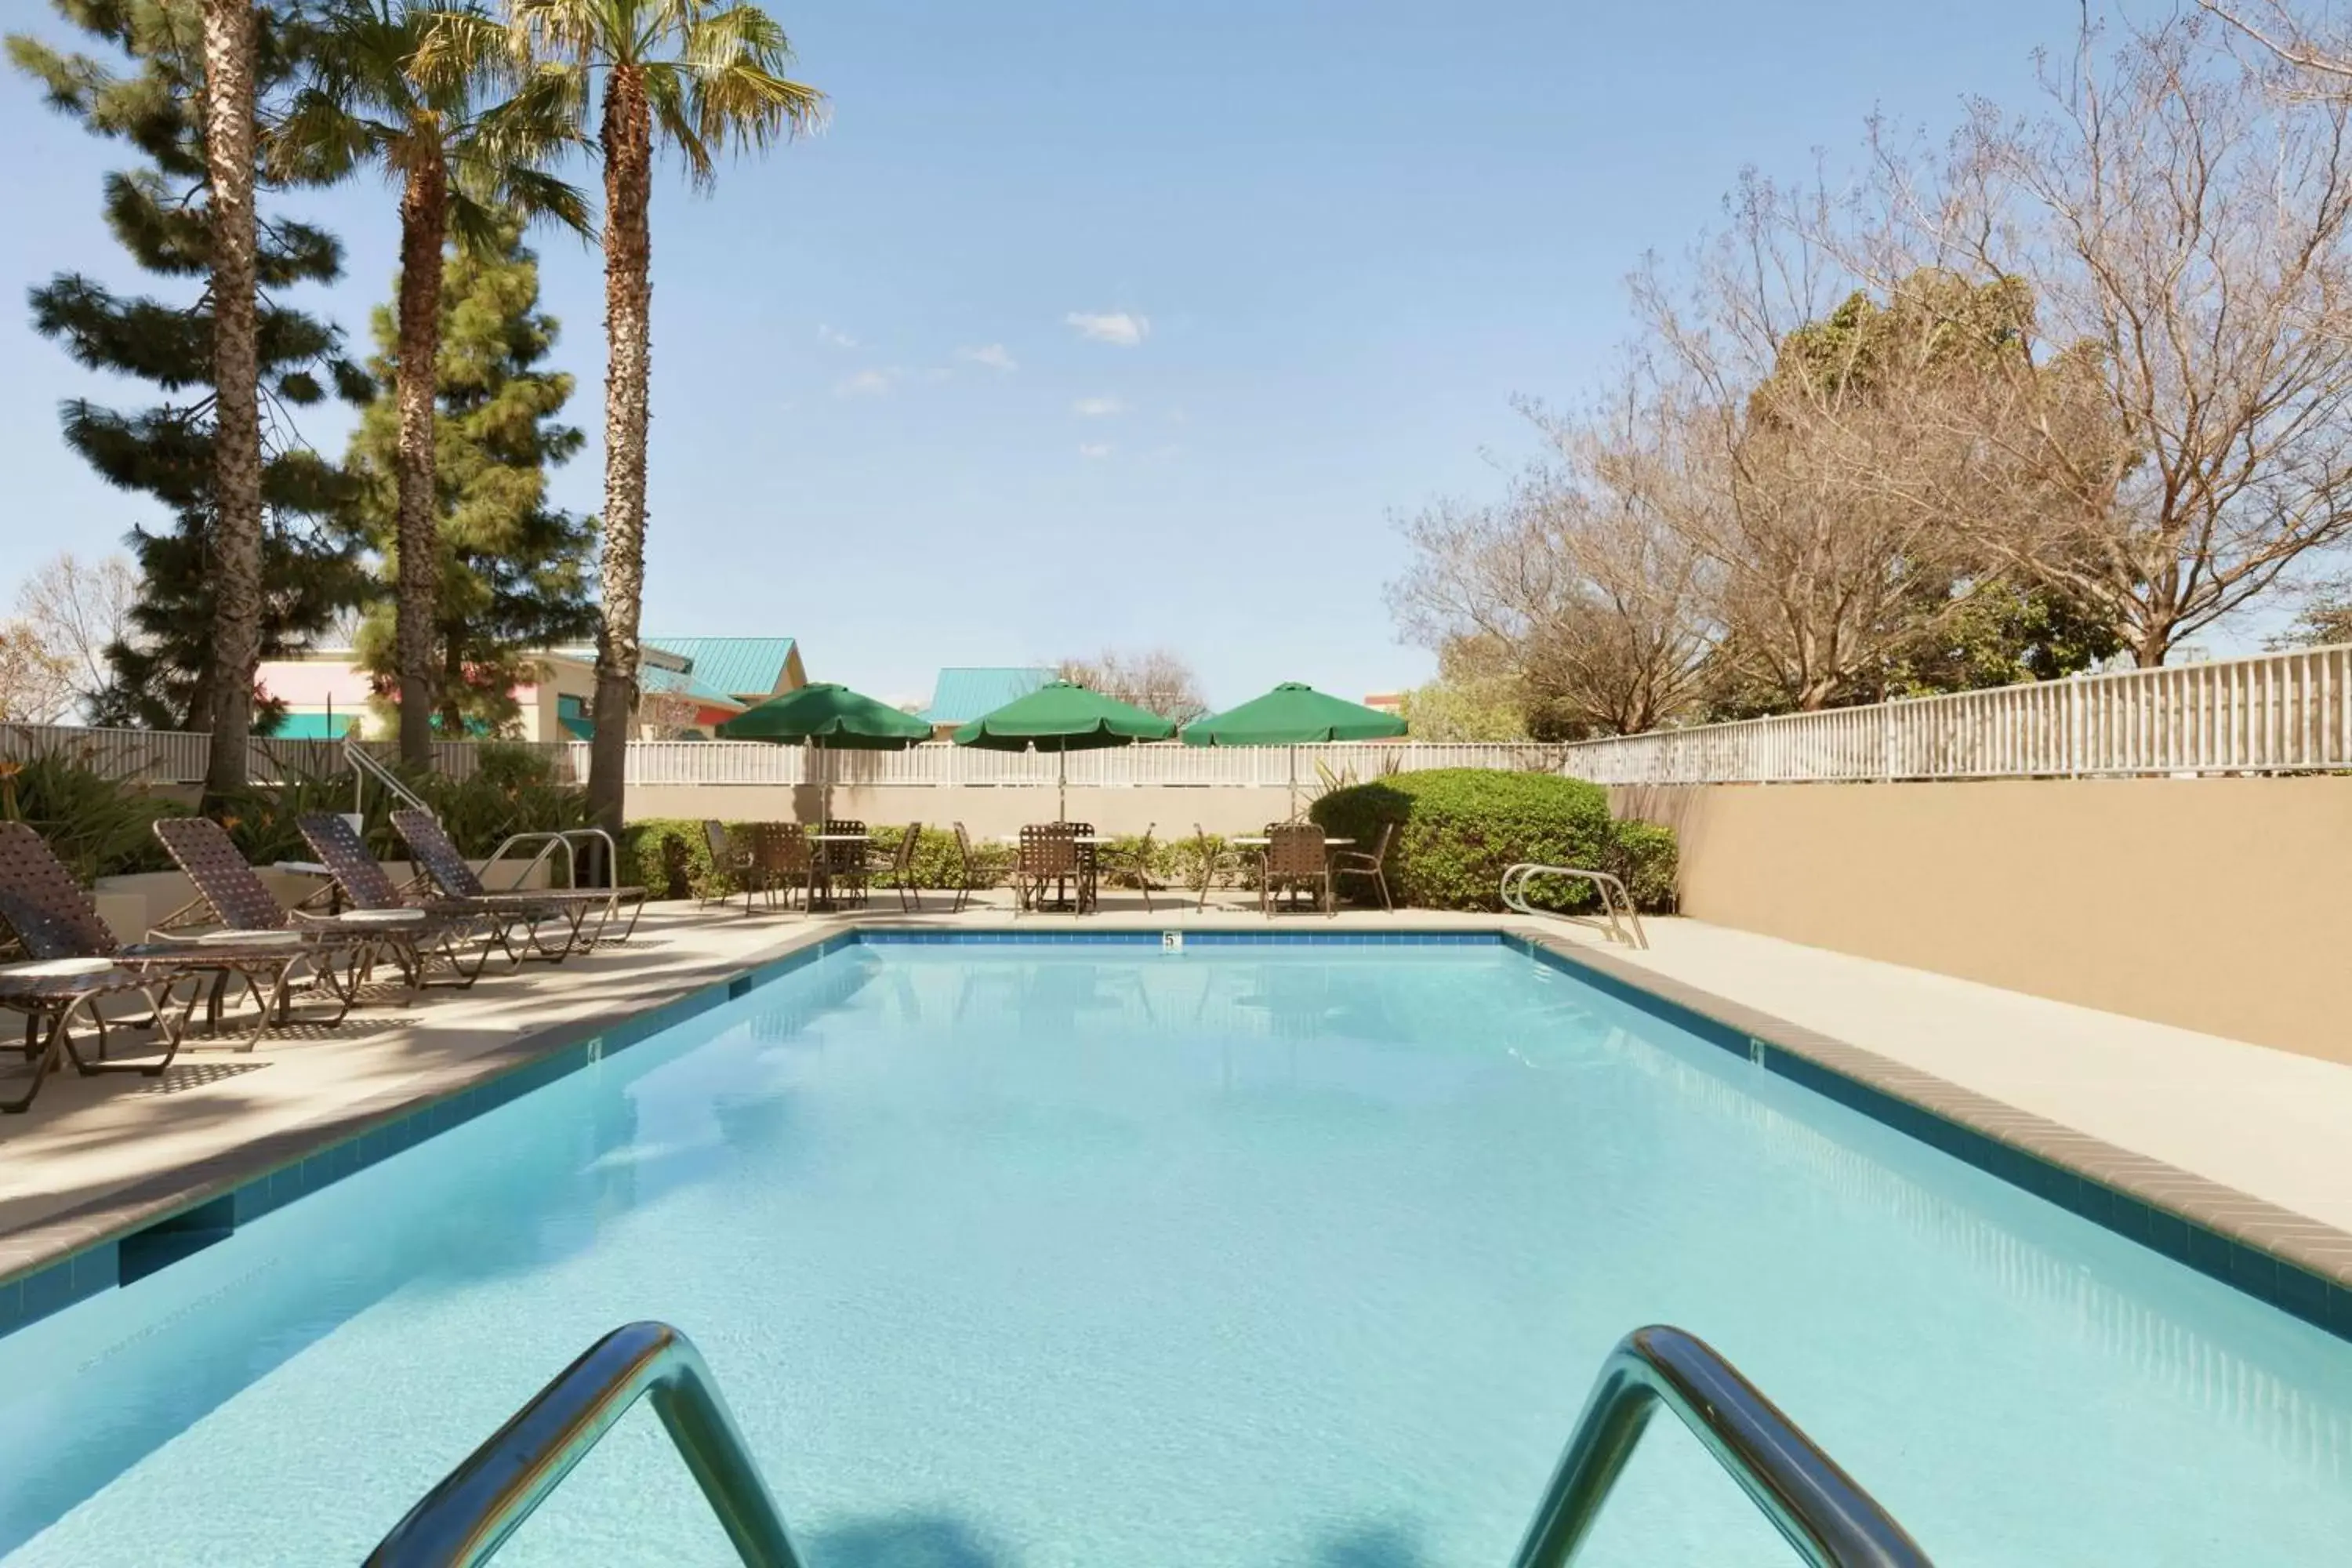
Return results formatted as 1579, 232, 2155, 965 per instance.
346, 223, 599, 736
9, 0, 375, 732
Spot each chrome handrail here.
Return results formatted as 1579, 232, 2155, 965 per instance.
480, 827, 619, 892
1500, 863, 1648, 949
343, 739, 437, 818
365, 1321, 802, 1568
1512, 1325, 1932, 1568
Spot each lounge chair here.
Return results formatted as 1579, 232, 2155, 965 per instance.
1260, 822, 1334, 917
390, 809, 645, 950
1332, 822, 1397, 911
154, 815, 420, 994
0, 960, 194, 1113
294, 813, 520, 985
0, 822, 352, 1065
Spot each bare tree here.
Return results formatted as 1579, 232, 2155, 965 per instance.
13, 553, 139, 720
1056, 648, 1209, 724
0, 625, 74, 724
1391, 392, 1719, 735
1952, 11, 2352, 665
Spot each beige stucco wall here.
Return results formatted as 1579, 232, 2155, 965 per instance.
623, 784, 1303, 838
1610, 777, 2352, 1064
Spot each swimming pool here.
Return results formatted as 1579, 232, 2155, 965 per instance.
2, 935, 2349, 1564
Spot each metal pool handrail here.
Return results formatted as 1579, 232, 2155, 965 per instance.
1512, 1325, 1933, 1568
365, 1321, 802, 1568
1499, 863, 1648, 949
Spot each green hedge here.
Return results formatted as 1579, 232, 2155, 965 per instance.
1308, 769, 1675, 913
618, 819, 1265, 900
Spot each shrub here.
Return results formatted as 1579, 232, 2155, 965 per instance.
620, 818, 729, 899
1605, 820, 1679, 913
1310, 768, 1649, 913
0, 752, 182, 880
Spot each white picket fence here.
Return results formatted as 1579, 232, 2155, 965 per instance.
584, 740, 1566, 788
11, 644, 2345, 791
1557, 644, 2352, 784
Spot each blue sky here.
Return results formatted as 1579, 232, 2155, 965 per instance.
1, 0, 2095, 710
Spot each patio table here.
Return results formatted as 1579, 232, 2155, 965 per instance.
1229, 836, 1354, 847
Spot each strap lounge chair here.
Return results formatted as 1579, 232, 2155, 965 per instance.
0, 960, 194, 1114
154, 815, 419, 994
1260, 822, 1334, 917
391, 810, 645, 951
1331, 822, 1397, 911
747, 822, 815, 914
1014, 826, 1083, 914
294, 814, 517, 985
0, 822, 350, 1071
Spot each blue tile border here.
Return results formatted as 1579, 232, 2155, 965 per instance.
7, 920, 2351, 1352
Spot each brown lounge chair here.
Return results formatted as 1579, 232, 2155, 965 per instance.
154, 815, 427, 995
391, 809, 645, 950
294, 813, 528, 982
1332, 822, 1397, 911
0, 823, 358, 1109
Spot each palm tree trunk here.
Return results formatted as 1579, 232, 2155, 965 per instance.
198, 0, 263, 800
587, 62, 654, 838
394, 151, 449, 770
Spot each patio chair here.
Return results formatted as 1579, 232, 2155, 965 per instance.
391, 809, 645, 950
949, 824, 985, 913
1062, 822, 1099, 914
1332, 821, 1397, 912
747, 822, 815, 914
1260, 822, 1334, 917
1100, 823, 1156, 913
0, 822, 344, 1068
1014, 825, 1082, 914
294, 814, 514, 986
702, 821, 757, 912
154, 815, 415, 1002
1191, 823, 1234, 912
817, 820, 870, 908
866, 823, 924, 913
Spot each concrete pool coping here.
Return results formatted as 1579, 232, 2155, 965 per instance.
2, 904, 2349, 1347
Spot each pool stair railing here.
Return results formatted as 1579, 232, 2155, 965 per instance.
1500, 864, 1649, 949
363, 1319, 1931, 1567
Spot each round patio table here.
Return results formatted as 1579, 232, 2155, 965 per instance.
804, 832, 869, 911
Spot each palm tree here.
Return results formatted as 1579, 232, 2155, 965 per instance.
275, 0, 588, 768
431, 0, 823, 833
198, 0, 266, 798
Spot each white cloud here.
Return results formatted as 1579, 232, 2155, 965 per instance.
1077, 442, 1113, 459
833, 368, 896, 398
1065, 310, 1150, 347
816, 324, 858, 349
956, 343, 1018, 372
1071, 395, 1126, 418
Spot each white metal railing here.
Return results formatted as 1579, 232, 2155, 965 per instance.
1558, 644, 2352, 785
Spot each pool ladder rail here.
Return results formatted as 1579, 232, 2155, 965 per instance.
1500, 863, 1649, 949
365, 1320, 1930, 1567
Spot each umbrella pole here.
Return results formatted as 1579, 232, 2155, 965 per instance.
1058, 747, 1068, 823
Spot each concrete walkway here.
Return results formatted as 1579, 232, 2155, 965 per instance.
3, 893, 2347, 1278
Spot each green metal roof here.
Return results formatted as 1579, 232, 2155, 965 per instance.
643, 637, 800, 700
920, 666, 1055, 724
637, 662, 739, 706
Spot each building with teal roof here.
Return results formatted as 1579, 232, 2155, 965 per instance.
641, 637, 806, 703
919, 667, 1056, 729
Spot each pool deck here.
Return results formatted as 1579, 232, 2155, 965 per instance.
4, 892, 2350, 1323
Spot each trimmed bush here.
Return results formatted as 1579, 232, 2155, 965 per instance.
1311, 768, 1674, 913
1605, 820, 1679, 913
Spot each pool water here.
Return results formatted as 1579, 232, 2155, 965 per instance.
2, 940, 2350, 1565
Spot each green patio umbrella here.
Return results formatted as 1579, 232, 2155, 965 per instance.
1181, 681, 1408, 817
952, 679, 1177, 819
717, 682, 932, 818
